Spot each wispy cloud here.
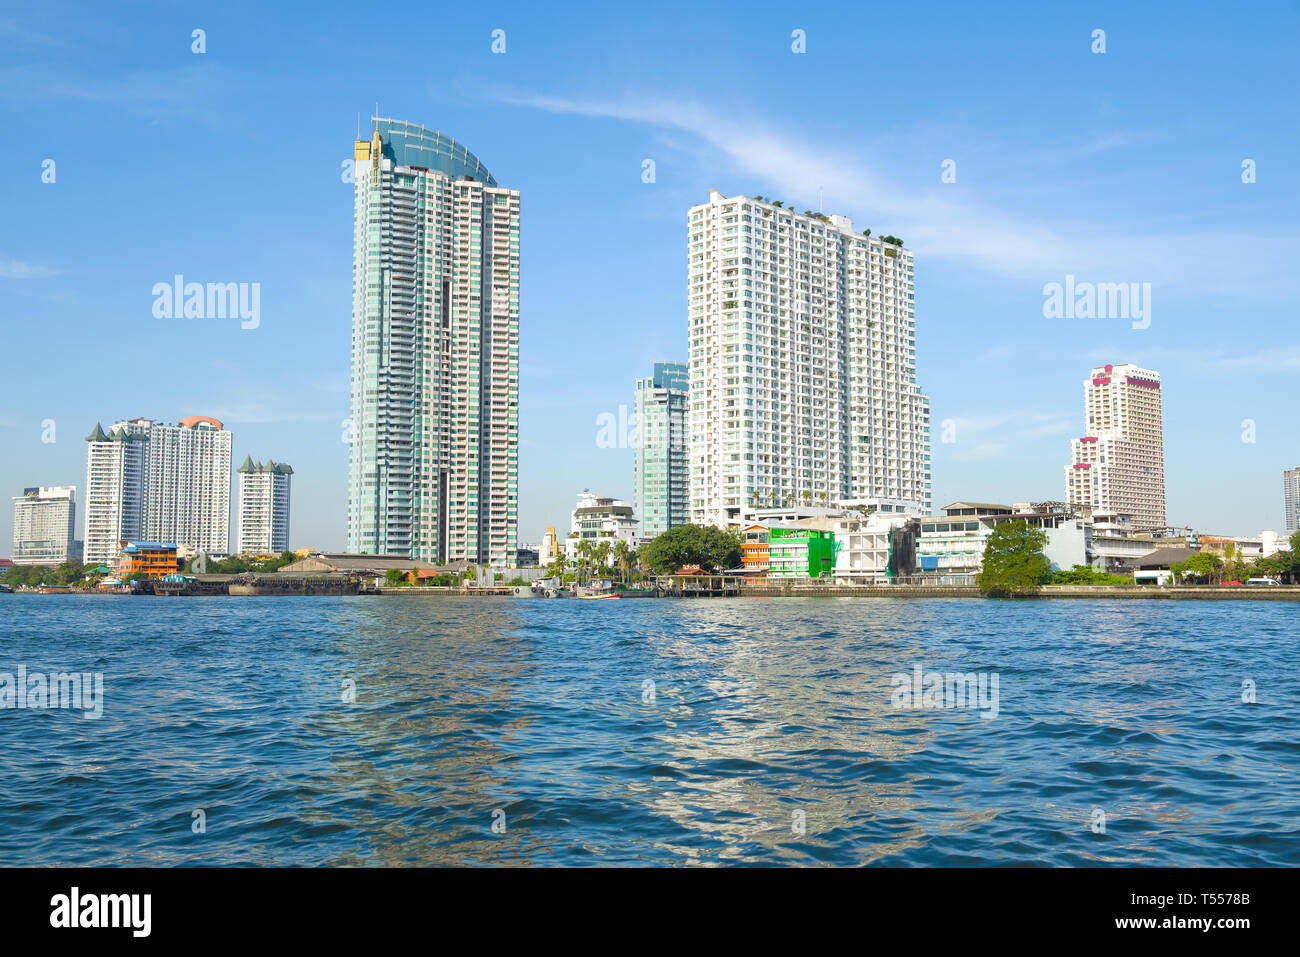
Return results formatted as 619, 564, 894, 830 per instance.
0, 62, 240, 119
937, 408, 1076, 462
496, 89, 1300, 300
0, 257, 58, 279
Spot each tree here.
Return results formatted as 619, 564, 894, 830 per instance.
1171, 552, 1223, 584
593, 540, 611, 578
977, 520, 1050, 597
384, 568, 405, 586
639, 524, 742, 575
1048, 564, 1133, 585
577, 540, 592, 585
613, 540, 631, 585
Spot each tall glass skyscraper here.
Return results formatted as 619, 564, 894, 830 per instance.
348, 119, 520, 565
633, 361, 689, 539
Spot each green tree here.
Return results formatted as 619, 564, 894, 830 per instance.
1048, 564, 1133, 585
612, 540, 631, 585
977, 520, 1051, 597
639, 524, 743, 575
384, 568, 405, 586
593, 540, 611, 577
1172, 552, 1224, 584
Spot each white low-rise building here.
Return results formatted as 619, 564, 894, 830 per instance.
914, 501, 1091, 585
566, 492, 639, 559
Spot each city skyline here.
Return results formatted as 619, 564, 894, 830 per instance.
3, 2, 1299, 553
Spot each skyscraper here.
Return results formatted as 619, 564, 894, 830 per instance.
84, 420, 147, 565
83, 416, 232, 565
687, 191, 931, 526
348, 119, 520, 565
1284, 467, 1300, 533
1065, 363, 1166, 531
237, 456, 293, 554
12, 486, 78, 565
141, 416, 232, 555
633, 360, 689, 539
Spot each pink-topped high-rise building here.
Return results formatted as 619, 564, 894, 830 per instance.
1065, 363, 1166, 531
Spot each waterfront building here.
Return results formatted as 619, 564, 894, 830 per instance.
565, 491, 638, 559
84, 421, 148, 565
829, 512, 914, 585
236, 456, 293, 555
767, 527, 836, 580
1087, 520, 1192, 572
759, 510, 916, 585
1124, 545, 1200, 586
1065, 364, 1166, 531
116, 541, 182, 578
913, 501, 1090, 585
347, 119, 520, 566
739, 523, 770, 578
687, 190, 931, 528
11, 486, 78, 565
1285, 467, 1300, 532
633, 361, 689, 539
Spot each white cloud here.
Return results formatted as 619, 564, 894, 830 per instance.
497, 89, 1300, 300
0, 257, 57, 279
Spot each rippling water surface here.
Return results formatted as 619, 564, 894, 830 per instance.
1, 595, 1297, 866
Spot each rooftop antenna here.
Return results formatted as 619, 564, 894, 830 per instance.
818, 187, 823, 214
356, 112, 360, 138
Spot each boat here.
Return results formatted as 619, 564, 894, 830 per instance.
578, 593, 621, 600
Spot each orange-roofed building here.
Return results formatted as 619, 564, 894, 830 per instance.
740, 524, 770, 578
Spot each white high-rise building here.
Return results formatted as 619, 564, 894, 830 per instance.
237, 456, 292, 554
84, 420, 148, 565
12, 486, 78, 565
83, 416, 232, 564
348, 119, 520, 565
142, 416, 232, 555
687, 190, 931, 526
1065, 364, 1166, 531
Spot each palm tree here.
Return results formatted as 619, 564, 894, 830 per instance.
593, 541, 611, 580
577, 540, 593, 586
613, 540, 630, 585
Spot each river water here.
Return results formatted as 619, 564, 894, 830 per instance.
1, 595, 1295, 866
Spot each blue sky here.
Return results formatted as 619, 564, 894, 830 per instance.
2, 0, 1298, 553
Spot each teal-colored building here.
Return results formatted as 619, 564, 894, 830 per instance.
768, 528, 835, 579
